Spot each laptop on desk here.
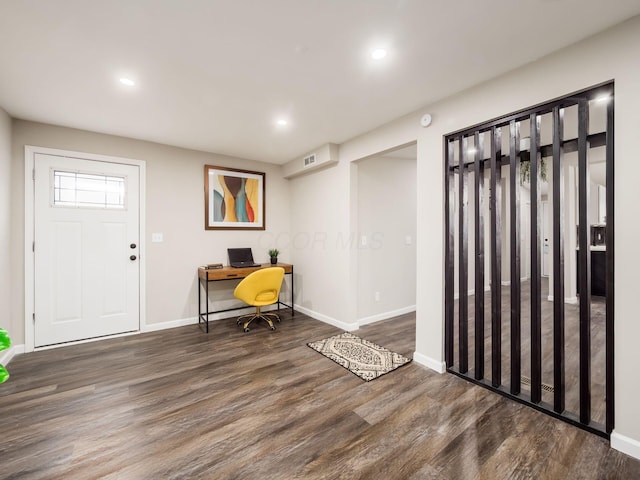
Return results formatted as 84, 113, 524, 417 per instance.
228, 248, 260, 268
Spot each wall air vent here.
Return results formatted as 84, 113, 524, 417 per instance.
283, 143, 338, 178
303, 153, 316, 167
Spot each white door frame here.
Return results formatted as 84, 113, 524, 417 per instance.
24, 145, 147, 353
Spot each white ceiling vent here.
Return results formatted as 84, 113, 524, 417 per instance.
303, 153, 316, 167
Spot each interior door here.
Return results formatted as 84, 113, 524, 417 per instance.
34, 153, 140, 347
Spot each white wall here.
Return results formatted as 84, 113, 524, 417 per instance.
356, 155, 416, 321
5, 12, 640, 456
413, 16, 640, 452
0, 108, 11, 338
288, 159, 354, 328
287, 14, 640, 453
10, 120, 291, 344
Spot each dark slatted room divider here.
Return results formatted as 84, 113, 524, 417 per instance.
444, 83, 614, 437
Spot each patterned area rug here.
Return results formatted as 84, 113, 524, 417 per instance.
307, 332, 412, 381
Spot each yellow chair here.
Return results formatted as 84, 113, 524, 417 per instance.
234, 267, 285, 332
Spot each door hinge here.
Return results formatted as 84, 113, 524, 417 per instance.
32, 313, 35, 323
32, 168, 35, 181
32, 241, 35, 252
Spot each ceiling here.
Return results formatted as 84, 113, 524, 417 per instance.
0, 1, 639, 165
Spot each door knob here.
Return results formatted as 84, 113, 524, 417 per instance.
130, 255, 137, 261
130, 243, 137, 249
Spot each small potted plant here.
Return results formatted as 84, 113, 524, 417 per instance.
0, 328, 11, 384
268, 248, 279, 265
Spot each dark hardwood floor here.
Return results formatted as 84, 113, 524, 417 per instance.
453, 278, 608, 426
2, 311, 639, 479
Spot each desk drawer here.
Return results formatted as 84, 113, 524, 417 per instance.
199, 264, 292, 281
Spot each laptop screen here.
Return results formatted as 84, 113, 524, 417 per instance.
227, 248, 255, 265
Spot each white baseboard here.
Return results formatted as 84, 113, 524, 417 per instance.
547, 295, 578, 304
141, 304, 282, 333
12, 306, 285, 354
454, 291, 473, 300
191, 302, 413, 332
454, 286, 492, 299
294, 304, 358, 331
142, 316, 199, 332
0, 344, 26, 367
611, 431, 640, 460
13, 306, 287, 354
358, 305, 416, 326
501, 276, 530, 287
413, 351, 446, 373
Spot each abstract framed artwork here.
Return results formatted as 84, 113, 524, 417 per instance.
204, 165, 265, 230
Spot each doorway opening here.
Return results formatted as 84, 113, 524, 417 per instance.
444, 82, 614, 437
355, 143, 417, 325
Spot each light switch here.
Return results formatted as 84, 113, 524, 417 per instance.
405, 235, 412, 245
151, 233, 164, 243
360, 235, 367, 247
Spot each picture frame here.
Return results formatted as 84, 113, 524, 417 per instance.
204, 165, 265, 230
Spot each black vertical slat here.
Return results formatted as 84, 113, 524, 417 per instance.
490, 126, 502, 387
474, 131, 485, 380
458, 137, 469, 373
509, 119, 521, 395
552, 106, 566, 413
530, 113, 542, 404
444, 83, 611, 438
605, 90, 615, 433
445, 139, 455, 367
577, 98, 592, 424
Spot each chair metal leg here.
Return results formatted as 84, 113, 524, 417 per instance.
258, 315, 275, 329
237, 306, 277, 332
262, 312, 281, 323
236, 313, 254, 325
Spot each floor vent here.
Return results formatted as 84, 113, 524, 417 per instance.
521, 376, 555, 393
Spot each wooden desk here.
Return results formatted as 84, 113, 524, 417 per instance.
197, 263, 294, 333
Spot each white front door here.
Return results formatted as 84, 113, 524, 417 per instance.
34, 153, 140, 347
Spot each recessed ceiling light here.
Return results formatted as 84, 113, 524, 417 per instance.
595, 94, 610, 103
371, 48, 387, 60
119, 77, 135, 87
276, 119, 288, 126
468, 148, 477, 155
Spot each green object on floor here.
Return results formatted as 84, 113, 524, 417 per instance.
0, 328, 11, 383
